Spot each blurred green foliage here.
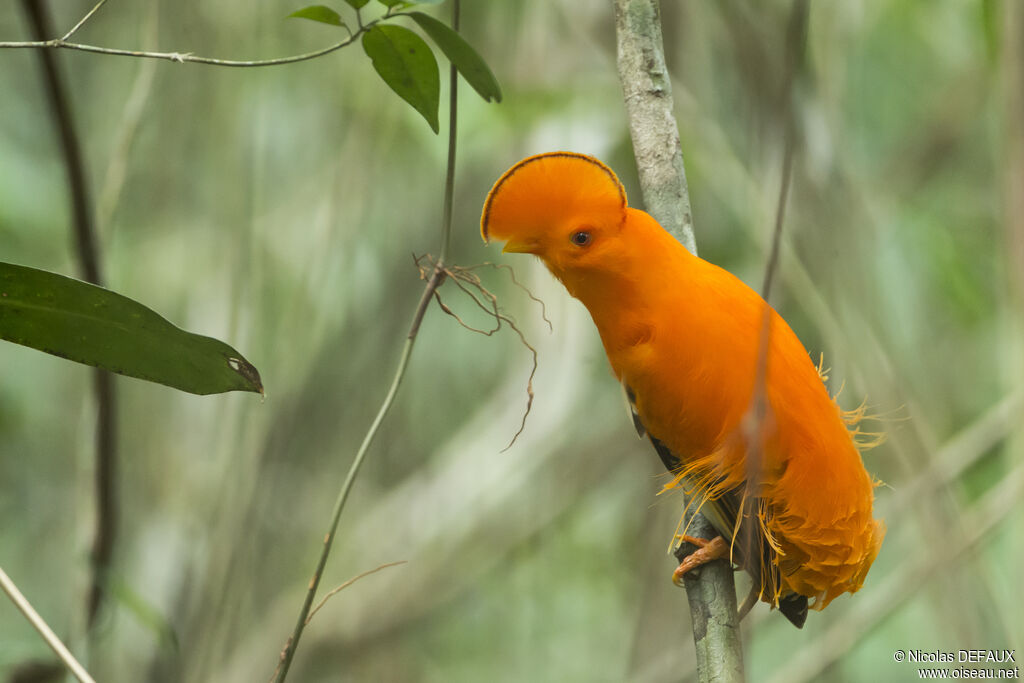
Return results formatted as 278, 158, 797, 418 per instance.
1, 1, 1021, 682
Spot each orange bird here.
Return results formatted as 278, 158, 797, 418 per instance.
481, 152, 884, 627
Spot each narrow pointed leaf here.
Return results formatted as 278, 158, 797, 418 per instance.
408, 11, 502, 102
288, 5, 346, 27
0, 262, 262, 396
362, 25, 439, 133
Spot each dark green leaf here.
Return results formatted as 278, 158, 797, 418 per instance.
0, 262, 262, 396
408, 11, 502, 103
288, 5, 346, 27
362, 25, 440, 133
343, 0, 370, 9
377, 0, 405, 7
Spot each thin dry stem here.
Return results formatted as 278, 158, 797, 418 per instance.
432, 291, 500, 335
416, 254, 541, 451
268, 561, 406, 683
272, 6, 463, 677
464, 262, 553, 331
735, 0, 807, 625
0, 566, 97, 683
0, 8, 421, 68
60, 0, 107, 41
305, 561, 407, 626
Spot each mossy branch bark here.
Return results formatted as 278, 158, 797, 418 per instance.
613, 2, 745, 681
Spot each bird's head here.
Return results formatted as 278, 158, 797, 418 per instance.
480, 152, 628, 279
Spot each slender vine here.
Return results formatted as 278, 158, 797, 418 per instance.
271, 3, 463, 680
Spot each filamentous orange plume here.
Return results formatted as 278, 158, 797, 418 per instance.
481, 152, 884, 627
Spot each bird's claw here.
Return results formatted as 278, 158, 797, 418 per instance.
672, 534, 729, 585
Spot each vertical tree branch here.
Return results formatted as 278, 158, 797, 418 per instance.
614, 2, 744, 682
20, 0, 118, 631
614, 0, 697, 256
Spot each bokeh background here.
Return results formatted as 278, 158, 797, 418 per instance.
2, 1, 1022, 681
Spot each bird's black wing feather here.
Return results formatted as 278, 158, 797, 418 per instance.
625, 383, 808, 628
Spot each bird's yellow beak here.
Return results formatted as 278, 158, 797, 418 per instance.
501, 237, 540, 254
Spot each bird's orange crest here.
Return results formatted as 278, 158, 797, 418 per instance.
481, 152, 627, 245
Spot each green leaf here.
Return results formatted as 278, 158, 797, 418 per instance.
376, 0, 405, 7
110, 576, 179, 652
288, 5, 346, 27
0, 262, 262, 396
362, 25, 440, 133
343, 0, 370, 8
408, 11, 502, 103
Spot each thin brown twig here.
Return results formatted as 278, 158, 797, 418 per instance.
417, 254, 541, 451
60, 0, 108, 42
0, 8, 426, 68
432, 291, 500, 335
448, 272, 503, 321
464, 262, 553, 331
269, 561, 407, 681
0, 37, 362, 67
272, 264, 446, 683
495, 317, 537, 452
20, 0, 118, 631
305, 561, 407, 625
271, 5, 463, 679
738, 0, 807, 624
97, 3, 159, 230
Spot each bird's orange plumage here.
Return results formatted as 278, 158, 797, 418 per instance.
481, 152, 884, 624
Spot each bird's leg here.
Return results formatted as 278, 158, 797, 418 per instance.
672, 534, 730, 586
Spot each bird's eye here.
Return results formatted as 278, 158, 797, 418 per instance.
570, 230, 592, 246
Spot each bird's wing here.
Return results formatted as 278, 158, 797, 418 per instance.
622, 381, 647, 440
623, 382, 807, 628
623, 382, 727, 527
